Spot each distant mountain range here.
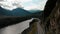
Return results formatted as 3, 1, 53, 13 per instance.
0, 7, 43, 19
0, 7, 31, 16
28, 10, 42, 13
28, 10, 43, 19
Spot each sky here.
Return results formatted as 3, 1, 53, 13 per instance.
0, 0, 47, 10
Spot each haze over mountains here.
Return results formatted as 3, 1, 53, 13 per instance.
29, 10, 42, 13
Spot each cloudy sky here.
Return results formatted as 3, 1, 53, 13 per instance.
0, 0, 47, 10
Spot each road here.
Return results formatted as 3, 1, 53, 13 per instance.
36, 18, 44, 34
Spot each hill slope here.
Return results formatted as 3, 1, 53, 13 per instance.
0, 7, 31, 16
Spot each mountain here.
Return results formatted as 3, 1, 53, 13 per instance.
11, 8, 31, 16
31, 11, 43, 19
0, 7, 31, 16
29, 10, 42, 13
0, 7, 43, 19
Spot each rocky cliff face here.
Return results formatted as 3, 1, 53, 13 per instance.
42, 0, 60, 34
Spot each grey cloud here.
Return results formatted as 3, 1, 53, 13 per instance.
0, 0, 4, 1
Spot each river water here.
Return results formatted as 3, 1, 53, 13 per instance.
0, 18, 33, 34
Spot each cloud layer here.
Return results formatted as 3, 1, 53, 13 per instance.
24, 0, 47, 10
0, 0, 47, 10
